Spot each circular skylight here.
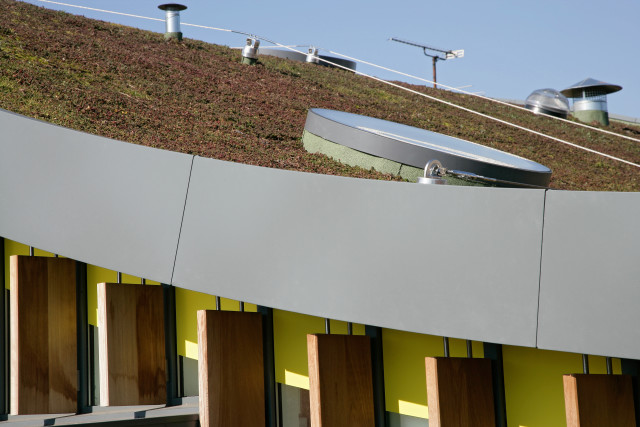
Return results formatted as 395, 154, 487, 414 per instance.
525, 89, 570, 118
304, 108, 552, 187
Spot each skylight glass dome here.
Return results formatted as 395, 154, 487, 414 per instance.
525, 89, 570, 119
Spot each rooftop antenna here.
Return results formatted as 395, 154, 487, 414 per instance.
390, 37, 464, 89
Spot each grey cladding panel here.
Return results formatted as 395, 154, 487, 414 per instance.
0, 109, 192, 283
537, 191, 640, 359
173, 157, 546, 347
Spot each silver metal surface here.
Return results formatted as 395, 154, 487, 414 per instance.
445, 170, 548, 189
0, 109, 192, 284
173, 156, 546, 347
537, 190, 640, 359
306, 47, 319, 64
158, 4, 186, 34
527, 105, 568, 119
416, 176, 446, 185
573, 99, 607, 112
304, 108, 552, 187
242, 38, 260, 60
417, 159, 446, 185
166, 11, 180, 33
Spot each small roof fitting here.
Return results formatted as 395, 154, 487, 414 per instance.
561, 78, 622, 98
158, 3, 187, 11
525, 88, 570, 117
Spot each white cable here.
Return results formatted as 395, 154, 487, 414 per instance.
181, 22, 231, 32
34, 0, 640, 144
172, 33, 640, 169
32, 0, 640, 169
322, 48, 640, 144
295, 54, 640, 169
36, 0, 163, 22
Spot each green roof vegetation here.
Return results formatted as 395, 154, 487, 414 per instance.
2, 0, 640, 191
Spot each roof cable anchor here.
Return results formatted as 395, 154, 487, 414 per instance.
417, 159, 447, 185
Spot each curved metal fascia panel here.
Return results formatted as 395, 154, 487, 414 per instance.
4, 108, 640, 359
0, 109, 192, 284
538, 190, 640, 359
0, 108, 543, 348
173, 156, 545, 347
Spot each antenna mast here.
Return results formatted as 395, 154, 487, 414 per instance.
390, 37, 464, 89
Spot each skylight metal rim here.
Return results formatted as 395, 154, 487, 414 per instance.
525, 104, 569, 119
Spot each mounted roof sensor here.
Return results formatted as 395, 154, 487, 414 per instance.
241, 38, 260, 65
306, 47, 320, 64
158, 4, 187, 41
525, 89, 570, 119
303, 108, 551, 188
561, 78, 622, 126
257, 47, 357, 71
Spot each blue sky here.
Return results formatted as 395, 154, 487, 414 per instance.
23, 0, 640, 118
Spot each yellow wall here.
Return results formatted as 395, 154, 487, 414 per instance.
383, 328, 484, 419
503, 345, 621, 427
86, 265, 116, 326
86, 266, 160, 326
3, 238, 262, 363
273, 309, 365, 390
174, 287, 257, 360
1, 238, 629, 426
4, 239, 55, 289
2, 239, 163, 325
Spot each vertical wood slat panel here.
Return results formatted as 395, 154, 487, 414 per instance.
98, 282, 165, 406
10, 256, 77, 415
425, 357, 495, 427
197, 310, 265, 427
47, 259, 78, 411
563, 374, 636, 427
307, 334, 374, 427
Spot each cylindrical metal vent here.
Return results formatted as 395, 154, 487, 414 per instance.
561, 78, 622, 126
166, 10, 180, 33
158, 4, 187, 41
573, 98, 607, 113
